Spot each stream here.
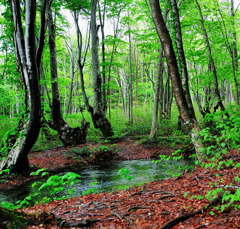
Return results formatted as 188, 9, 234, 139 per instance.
0, 159, 186, 205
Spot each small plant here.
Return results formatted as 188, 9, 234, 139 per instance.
0, 168, 11, 176
152, 153, 193, 178
191, 109, 240, 213
67, 146, 92, 157
30, 168, 49, 177
14, 169, 81, 208
172, 130, 184, 136
94, 145, 115, 153
117, 168, 134, 181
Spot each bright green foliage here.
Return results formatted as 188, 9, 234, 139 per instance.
13, 170, 81, 208
118, 168, 135, 181
199, 107, 240, 162
152, 153, 192, 178
30, 168, 49, 177
193, 108, 240, 212
0, 168, 10, 176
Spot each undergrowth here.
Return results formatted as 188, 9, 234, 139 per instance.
153, 108, 240, 213
0, 169, 81, 209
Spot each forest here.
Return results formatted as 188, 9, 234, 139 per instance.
0, 0, 239, 228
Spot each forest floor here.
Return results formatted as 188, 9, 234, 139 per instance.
0, 139, 239, 228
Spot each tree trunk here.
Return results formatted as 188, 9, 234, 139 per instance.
127, 15, 133, 124
150, 47, 164, 139
47, 7, 89, 146
170, 0, 196, 120
0, 0, 41, 174
90, 0, 113, 138
65, 40, 76, 114
195, 0, 229, 117
150, 0, 203, 158
229, 0, 239, 105
161, 70, 173, 119
98, 0, 107, 112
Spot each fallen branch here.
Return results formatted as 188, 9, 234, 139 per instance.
158, 195, 175, 200
127, 206, 152, 212
59, 219, 101, 228
160, 195, 222, 229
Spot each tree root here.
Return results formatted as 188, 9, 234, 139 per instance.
161, 195, 222, 229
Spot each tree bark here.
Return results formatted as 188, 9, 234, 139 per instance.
170, 0, 196, 120
98, 0, 107, 112
0, 0, 41, 174
65, 40, 76, 114
47, 7, 89, 146
150, 0, 203, 158
150, 47, 164, 139
229, 0, 239, 105
73, 3, 113, 139
90, 0, 113, 138
127, 12, 133, 124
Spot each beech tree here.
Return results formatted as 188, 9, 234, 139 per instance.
0, 0, 238, 155
46, 6, 89, 146
150, 47, 164, 138
0, 0, 44, 174
170, 0, 195, 120
65, 0, 113, 138
150, 0, 203, 157
89, 0, 113, 138
195, 0, 229, 117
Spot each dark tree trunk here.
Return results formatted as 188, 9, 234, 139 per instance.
47, 8, 89, 146
0, 0, 41, 174
170, 0, 196, 120
150, 0, 204, 158
72, 3, 113, 139
90, 0, 113, 138
162, 70, 173, 119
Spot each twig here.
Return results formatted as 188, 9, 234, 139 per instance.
151, 190, 174, 195
110, 210, 133, 224
195, 175, 200, 182
127, 206, 152, 212
214, 184, 239, 189
160, 195, 222, 229
158, 195, 175, 200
